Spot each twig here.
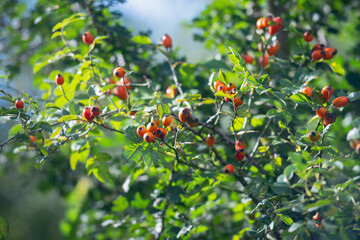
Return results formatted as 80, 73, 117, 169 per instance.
157, 158, 176, 240
245, 153, 267, 175
59, 85, 70, 102
250, 118, 271, 158
92, 121, 124, 134
0, 133, 19, 152
199, 101, 224, 133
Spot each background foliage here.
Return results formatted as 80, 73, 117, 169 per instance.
1, 0, 360, 239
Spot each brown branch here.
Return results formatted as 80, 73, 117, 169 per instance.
92, 121, 124, 134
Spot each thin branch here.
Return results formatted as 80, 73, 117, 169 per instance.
198, 100, 224, 133
157, 158, 176, 240
0, 133, 19, 152
92, 121, 124, 134
250, 118, 271, 158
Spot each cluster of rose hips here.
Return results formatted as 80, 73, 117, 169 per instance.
136, 114, 170, 143
303, 84, 350, 142
241, 15, 283, 68
83, 106, 101, 122
214, 80, 244, 107
312, 212, 323, 228
178, 108, 199, 127
311, 43, 337, 61
83, 31, 133, 101
256, 16, 283, 35
223, 138, 246, 174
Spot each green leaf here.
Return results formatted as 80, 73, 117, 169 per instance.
169, 186, 182, 203
8, 124, 23, 138
278, 214, 293, 225
34, 61, 51, 73
130, 192, 150, 209
218, 69, 227, 83
122, 144, 143, 162
231, 117, 245, 132
102, 84, 116, 93
51, 31, 62, 39
290, 93, 312, 104
38, 145, 48, 156
58, 115, 79, 122
45, 103, 60, 109
0, 216, 9, 239
305, 199, 332, 212
132, 35, 152, 45
157, 104, 171, 118
92, 164, 113, 183
266, 109, 280, 118
124, 126, 143, 143
288, 221, 304, 233
214, 91, 233, 99
94, 152, 112, 162
88, 85, 102, 97
330, 62, 345, 76
68, 101, 80, 115
203, 60, 231, 70
94, 36, 108, 44
304, 70, 322, 82
52, 22, 63, 32
112, 196, 129, 212
70, 141, 90, 170
228, 46, 245, 71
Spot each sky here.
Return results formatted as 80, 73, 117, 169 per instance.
120, 0, 213, 62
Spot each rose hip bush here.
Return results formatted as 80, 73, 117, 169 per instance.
1, 1, 360, 239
